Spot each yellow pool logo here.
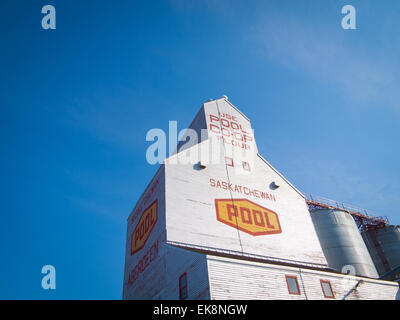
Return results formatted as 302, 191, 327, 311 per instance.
131, 200, 158, 255
215, 198, 282, 236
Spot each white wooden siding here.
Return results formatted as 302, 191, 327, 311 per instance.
159, 245, 210, 300
207, 255, 399, 300
123, 167, 167, 300
123, 98, 398, 300
165, 99, 327, 266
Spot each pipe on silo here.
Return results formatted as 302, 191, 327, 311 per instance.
362, 225, 400, 279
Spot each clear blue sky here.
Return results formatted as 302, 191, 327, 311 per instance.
1, 0, 399, 299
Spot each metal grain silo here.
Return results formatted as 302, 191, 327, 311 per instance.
362, 225, 400, 280
310, 209, 379, 278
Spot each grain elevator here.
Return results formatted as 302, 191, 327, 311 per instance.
123, 97, 399, 300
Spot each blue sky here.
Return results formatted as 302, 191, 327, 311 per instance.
1, 0, 399, 299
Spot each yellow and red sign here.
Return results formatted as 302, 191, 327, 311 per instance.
131, 200, 158, 255
215, 198, 282, 236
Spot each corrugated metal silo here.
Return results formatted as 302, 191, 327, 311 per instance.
362, 225, 400, 279
310, 209, 379, 278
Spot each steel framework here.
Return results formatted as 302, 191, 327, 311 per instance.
305, 194, 389, 232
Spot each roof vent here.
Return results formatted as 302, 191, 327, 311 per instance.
194, 161, 206, 170
270, 181, 280, 190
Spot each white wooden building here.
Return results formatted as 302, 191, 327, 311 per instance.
122, 97, 399, 300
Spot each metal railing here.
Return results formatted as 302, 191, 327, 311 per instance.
306, 194, 389, 231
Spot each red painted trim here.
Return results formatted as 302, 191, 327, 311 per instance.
285, 275, 301, 295
225, 157, 234, 167
320, 279, 335, 299
215, 198, 282, 236
130, 199, 158, 256
179, 272, 188, 300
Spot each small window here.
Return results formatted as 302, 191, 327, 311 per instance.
225, 157, 234, 167
320, 280, 335, 299
285, 275, 301, 295
179, 272, 188, 300
242, 161, 251, 171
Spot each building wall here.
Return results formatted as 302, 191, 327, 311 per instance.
122, 165, 210, 300
175, 105, 208, 154
123, 98, 396, 300
164, 98, 327, 266
157, 245, 210, 300
123, 166, 167, 300
207, 255, 399, 300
